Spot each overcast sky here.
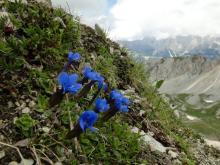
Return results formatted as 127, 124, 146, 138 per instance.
52, 0, 220, 40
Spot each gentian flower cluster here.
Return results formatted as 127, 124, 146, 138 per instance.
95, 98, 110, 113
68, 52, 80, 62
50, 51, 131, 138
79, 110, 98, 132
83, 66, 104, 89
110, 90, 130, 112
58, 72, 82, 94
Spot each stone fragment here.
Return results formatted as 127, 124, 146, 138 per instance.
8, 101, 14, 108
0, 150, 5, 159
28, 101, 36, 108
168, 150, 178, 159
22, 107, 30, 114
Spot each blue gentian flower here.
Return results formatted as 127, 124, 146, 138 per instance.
121, 97, 130, 105
96, 74, 104, 89
95, 98, 110, 112
58, 72, 82, 94
82, 66, 104, 89
109, 90, 130, 112
68, 52, 80, 62
110, 90, 123, 100
114, 99, 129, 112
79, 110, 98, 132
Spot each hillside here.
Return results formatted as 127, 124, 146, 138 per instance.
0, 1, 220, 164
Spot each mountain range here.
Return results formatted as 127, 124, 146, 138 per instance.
119, 35, 220, 58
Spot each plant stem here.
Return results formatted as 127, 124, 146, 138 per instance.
66, 122, 83, 139
48, 88, 64, 108
76, 81, 95, 99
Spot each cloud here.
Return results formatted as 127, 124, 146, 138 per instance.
52, 0, 220, 40
52, 0, 108, 24
109, 0, 220, 40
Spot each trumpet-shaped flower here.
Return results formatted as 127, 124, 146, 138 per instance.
110, 90, 123, 100
114, 99, 129, 112
68, 52, 80, 62
110, 90, 130, 112
82, 66, 104, 89
95, 98, 110, 112
79, 110, 98, 132
58, 72, 82, 94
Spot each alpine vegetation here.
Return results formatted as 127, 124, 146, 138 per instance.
50, 52, 130, 138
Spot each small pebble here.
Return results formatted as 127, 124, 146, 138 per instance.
20, 102, 26, 109
22, 107, 30, 114
8, 161, 18, 165
25, 99, 30, 103
0, 150, 5, 159
15, 101, 20, 107
55, 162, 63, 165
21, 95, 26, 99
28, 101, 36, 107
168, 150, 179, 159
8, 101, 14, 108
42, 126, 50, 133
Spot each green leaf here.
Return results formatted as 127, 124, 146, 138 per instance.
155, 80, 164, 89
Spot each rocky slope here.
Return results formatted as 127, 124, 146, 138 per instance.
146, 56, 220, 100
0, 1, 219, 165
145, 56, 220, 149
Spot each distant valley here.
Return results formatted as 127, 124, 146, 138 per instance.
144, 55, 220, 144
120, 35, 220, 143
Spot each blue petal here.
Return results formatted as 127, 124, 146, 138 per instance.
68, 74, 79, 86
79, 111, 98, 132
79, 118, 85, 131
58, 72, 69, 87
110, 90, 123, 100
86, 71, 97, 80
68, 83, 82, 94
119, 105, 128, 112
95, 98, 109, 112
121, 97, 130, 105
68, 52, 81, 62
83, 66, 92, 75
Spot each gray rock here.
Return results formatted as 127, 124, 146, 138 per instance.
20, 102, 27, 109
174, 110, 180, 118
20, 159, 34, 165
8, 162, 18, 165
140, 131, 167, 153
42, 126, 50, 133
131, 127, 139, 134
172, 159, 182, 165
22, 107, 30, 114
15, 101, 20, 107
28, 101, 36, 108
114, 49, 121, 55
139, 110, 146, 116
0, 150, 5, 159
109, 47, 114, 54
25, 99, 30, 103
168, 150, 178, 159
8, 101, 14, 108
216, 109, 220, 119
